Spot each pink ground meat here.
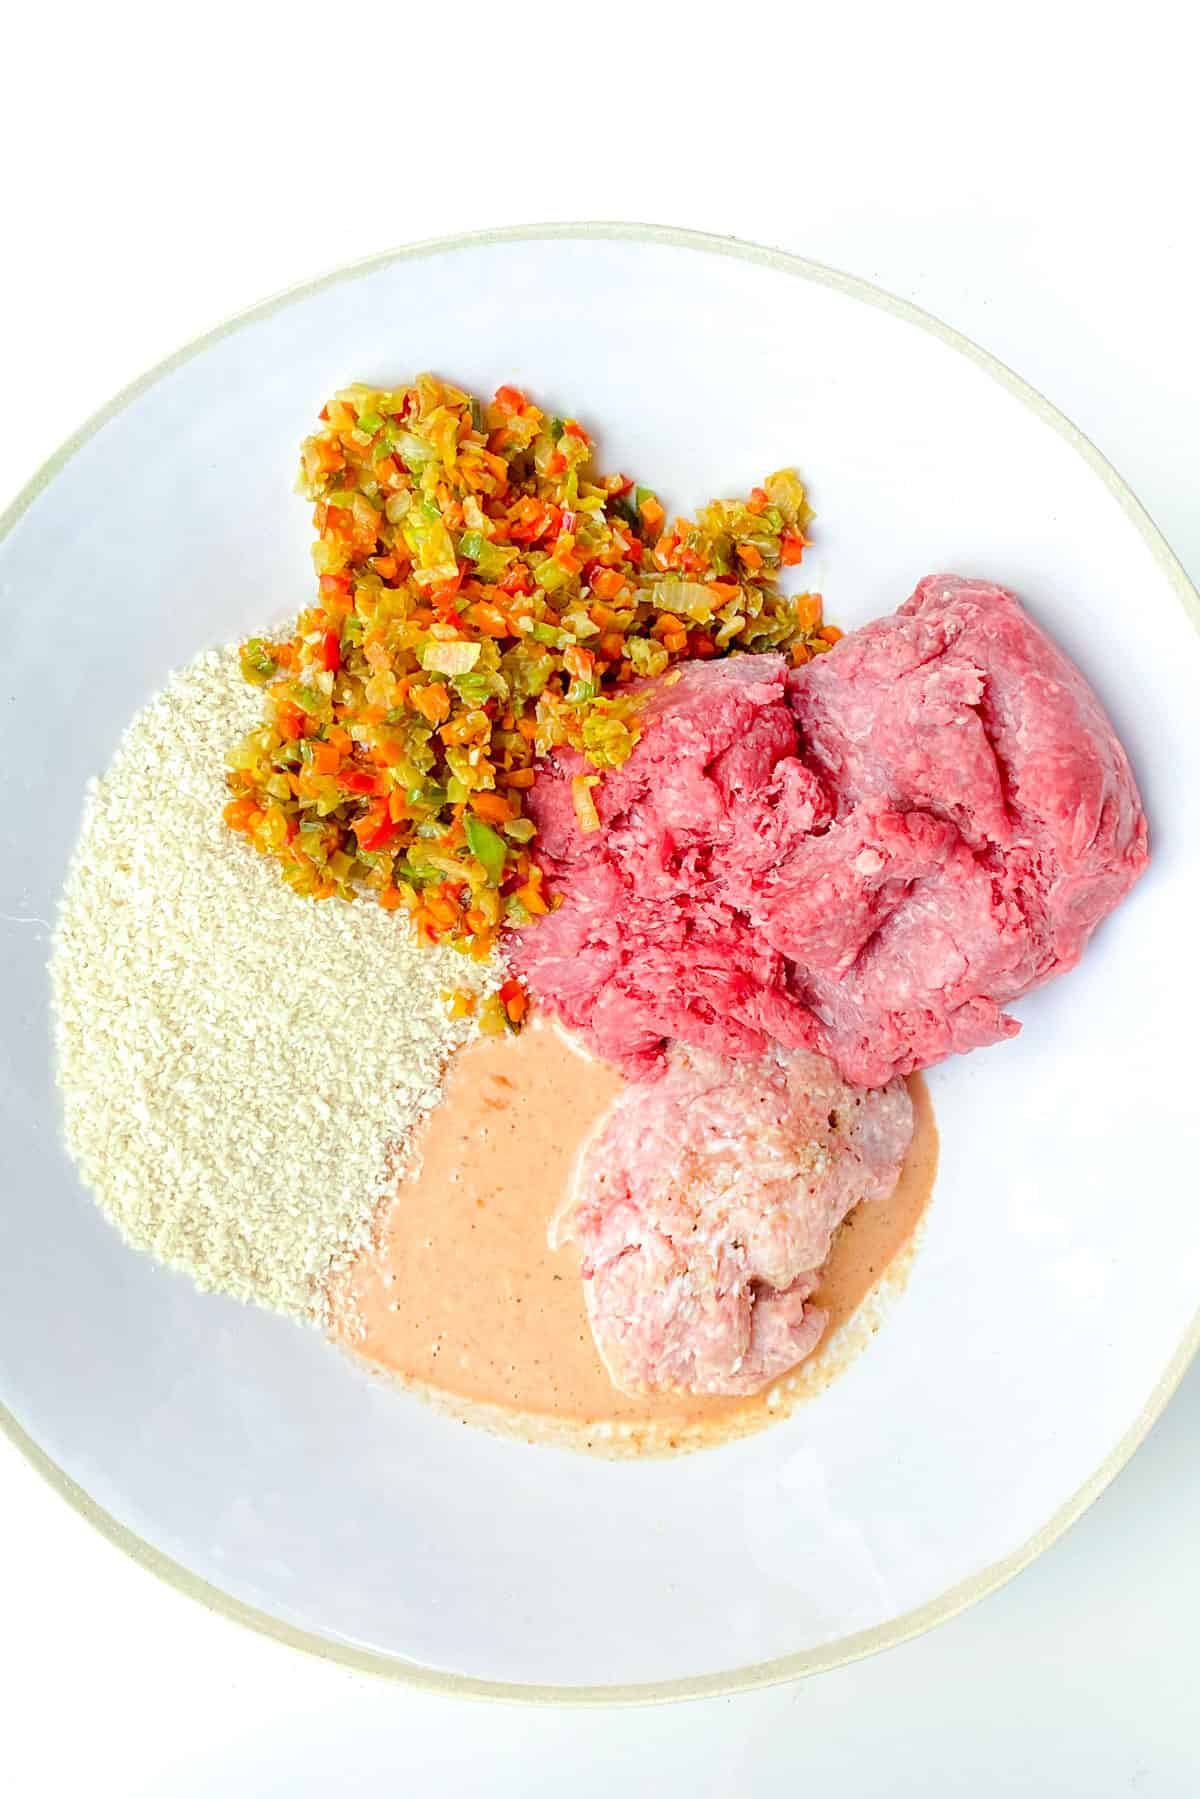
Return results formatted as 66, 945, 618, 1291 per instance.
560, 1045, 913, 1397
509, 576, 1149, 1087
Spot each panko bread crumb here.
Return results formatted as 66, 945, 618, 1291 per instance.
51, 643, 496, 1320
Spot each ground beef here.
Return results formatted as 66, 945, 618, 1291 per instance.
508, 576, 1149, 1086
560, 1045, 913, 1396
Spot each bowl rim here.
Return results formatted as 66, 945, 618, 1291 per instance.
4, 219, 1198, 1706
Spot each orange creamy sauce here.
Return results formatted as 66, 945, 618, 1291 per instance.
330, 1020, 938, 1453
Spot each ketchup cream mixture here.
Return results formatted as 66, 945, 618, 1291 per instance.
330, 1020, 937, 1453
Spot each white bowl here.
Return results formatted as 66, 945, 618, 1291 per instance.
2, 225, 1198, 1701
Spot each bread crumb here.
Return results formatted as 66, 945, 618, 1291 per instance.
51, 642, 497, 1321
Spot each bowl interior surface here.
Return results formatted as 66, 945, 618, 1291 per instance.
1, 229, 1198, 1695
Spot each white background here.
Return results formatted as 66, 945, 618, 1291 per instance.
2, 3, 1197, 1793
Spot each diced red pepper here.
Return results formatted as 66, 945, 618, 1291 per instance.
275, 701, 307, 741
430, 565, 464, 604
354, 800, 401, 852
498, 976, 528, 1024
339, 769, 384, 796
498, 564, 534, 597
320, 630, 341, 673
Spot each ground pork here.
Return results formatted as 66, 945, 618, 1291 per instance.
559, 1045, 913, 1396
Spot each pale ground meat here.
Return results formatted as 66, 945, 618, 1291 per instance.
561, 1044, 914, 1397
51, 644, 495, 1320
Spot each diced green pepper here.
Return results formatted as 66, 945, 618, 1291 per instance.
464, 815, 509, 885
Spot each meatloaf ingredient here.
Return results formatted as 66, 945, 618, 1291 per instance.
510, 577, 1149, 1086
51, 642, 492, 1318
225, 375, 826, 955
562, 1046, 914, 1397
332, 1020, 936, 1449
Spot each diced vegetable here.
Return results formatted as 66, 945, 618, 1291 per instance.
224, 373, 831, 960
239, 639, 279, 685
464, 815, 508, 885
572, 775, 602, 833
420, 640, 482, 676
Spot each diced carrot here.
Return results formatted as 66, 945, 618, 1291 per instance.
223, 796, 262, 833
472, 602, 510, 637
794, 592, 823, 631
516, 880, 549, 917
310, 740, 340, 774
817, 625, 843, 645
589, 568, 626, 602
639, 496, 666, 535
746, 487, 769, 515
440, 714, 485, 747
500, 767, 536, 789
790, 642, 812, 666
598, 631, 626, 661
411, 683, 452, 725
371, 736, 405, 767
378, 886, 405, 911
738, 542, 764, 571
779, 530, 808, 566
470, 791, 515, 824
425, 893, 460, 931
